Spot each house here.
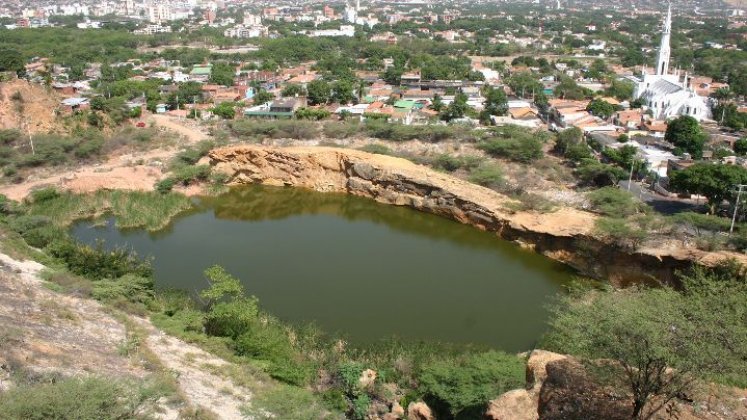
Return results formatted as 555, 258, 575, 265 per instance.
549, 99, 591, 127
613, 109, 644, 129
286, 73, 317, 89
60, 98, 90, 114
643, 120, 668, 137
52, 83, 78, 96
244, 98, 306, 118
190, 65, 213, 82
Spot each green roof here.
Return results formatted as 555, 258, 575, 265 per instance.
394, 100, 416, 109
190, 65, 212, 76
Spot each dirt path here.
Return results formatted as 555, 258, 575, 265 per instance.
0, 116, 209, 201
0, 250, 257, 419
135, 319, 256, 420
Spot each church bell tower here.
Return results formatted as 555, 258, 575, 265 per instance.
656, 3, 672, 76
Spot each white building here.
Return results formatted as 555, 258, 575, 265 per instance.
224, 25, 267, 39
310, 25, 355, 37
629, 5, 712, 122
243, 13, 262, 26
134, 24, 173, 35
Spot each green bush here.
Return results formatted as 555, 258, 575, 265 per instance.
28, 187, 60, 203
418, 351, 525, 418
323, 121, 360, 139
234, 322, 292, 359
575, 159, 627, 187
478, 137, 544, 163
594, 217, 648, 249
0, 377, 153, 420
155, 178, 176, 194
477, 126, 547, 163
171, 165, 211, 186
48, 240, 153, 280
543, 264, 747, 406
92, 274, 156, 314
358, 144, 392, 155
587, 187, 647, 217
363, 120, 471, 143
230, 119, 320, 140
203, 298, 259, 338
468, 163, 504, 189
351, 394, 371, 420
173, 140, 216, 166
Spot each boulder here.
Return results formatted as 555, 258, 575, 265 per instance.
407, 401, 434, 420
526, 350, 567, 391
391, 401, 405, 418
486, 389, 538, 420
358, 368, 377, 389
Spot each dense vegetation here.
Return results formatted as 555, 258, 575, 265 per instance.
542, 263, 747, 418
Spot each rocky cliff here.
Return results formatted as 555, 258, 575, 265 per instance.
209, 145, 741, 285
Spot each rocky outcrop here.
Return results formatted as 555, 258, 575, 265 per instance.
407, 401, 434, 420
209, 146, 743, 285
487, 351, 747, 420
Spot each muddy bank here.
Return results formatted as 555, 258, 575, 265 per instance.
209, 145, 741, 285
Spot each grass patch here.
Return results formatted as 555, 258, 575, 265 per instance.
26, 189, 192, 231
0, 376, 169, 420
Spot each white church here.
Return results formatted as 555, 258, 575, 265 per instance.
628, 4, 712, 122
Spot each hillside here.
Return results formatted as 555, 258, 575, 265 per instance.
0, 79, 64, 135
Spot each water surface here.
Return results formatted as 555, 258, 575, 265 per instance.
72, 185, 574, 351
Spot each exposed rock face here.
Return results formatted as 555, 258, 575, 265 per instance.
210, 146, 739, 285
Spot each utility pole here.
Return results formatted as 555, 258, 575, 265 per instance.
627, 160, 635, 191
730, 184, 747, 235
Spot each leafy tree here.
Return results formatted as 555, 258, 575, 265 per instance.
0, 48, 26, 76
506, 71, 542, 98
440, 92, 471, 122
430, 94, 444, 112
482, 86, 508, 117
281, 83, 305, 97
576, 159, 628, 187
586, 58, 609, 80
734, 138, 747, 156
669, 163, 747, 214
543, 264, 747, 419
209, 62, 236, 87
211, 102, 236, 120
554, 76, 590, 100
253, 90, 275, 105
332, 80, 356, 104
586, 98, 617, 119
555, 127, 591, 161
307, 80, 331, 106
604, 79, 635, 101
665, 116, 707, 159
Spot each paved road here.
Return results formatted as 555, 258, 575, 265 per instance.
619, 181, 704, 215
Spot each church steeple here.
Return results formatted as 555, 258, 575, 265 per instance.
656, 3, 672, 76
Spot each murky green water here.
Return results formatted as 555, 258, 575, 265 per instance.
71, 185, 575, 351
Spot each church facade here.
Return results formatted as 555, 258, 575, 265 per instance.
629, 5, 712, 122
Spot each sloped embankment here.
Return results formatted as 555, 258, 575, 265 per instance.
209, 145, 743, 285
